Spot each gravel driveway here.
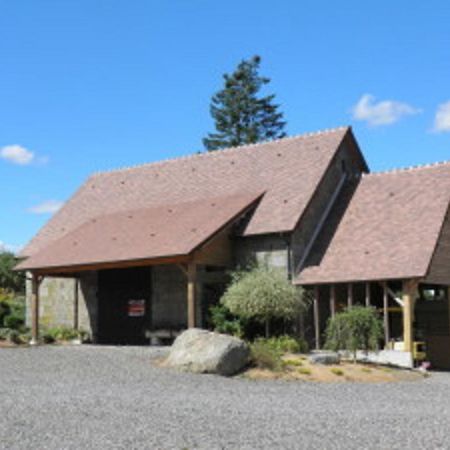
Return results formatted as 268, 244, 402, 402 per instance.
1, 345, 449, 450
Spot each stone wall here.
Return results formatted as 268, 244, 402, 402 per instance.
233, 234, 289, 274
151, 265, 188, 329
26, 271, 98, 338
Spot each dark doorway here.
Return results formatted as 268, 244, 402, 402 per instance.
98, 267, 151, 344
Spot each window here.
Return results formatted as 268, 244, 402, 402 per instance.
420, 285, 447, 302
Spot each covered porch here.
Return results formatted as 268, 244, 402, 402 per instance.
308, 279, 450, 368
18, 192, 263, 345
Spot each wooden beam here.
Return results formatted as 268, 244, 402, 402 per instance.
382, 281, 390, 347
31, 254, 190, 276
73, 278, 79, 331
313, 286, 320, 350
329, 284, 336, 317
30, 274, 42, 345
187, 262, 197, 328
347, 283, 353, 308
365, 282, 371, 307
447, 286, 450, 345
402, 279, 418, 353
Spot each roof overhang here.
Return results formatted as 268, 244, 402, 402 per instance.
16, 192, 264, 274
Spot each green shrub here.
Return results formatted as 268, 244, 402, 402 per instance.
297, 367, 312, 375
0, 327, 10, 340
0, 294, 25, 330
250, 339, 283, 371
0, 252, 25, 293
325, 306, 384, 362
42, 326, 81, 343
330, 368, 344, 376
0, 300, 11, 327
221, 265, 307, 337
210, 304, 246, 337
4, 313, 24, 330
283, 358, 303, 367
263, 335, 309, 354
6, 329, 21, 344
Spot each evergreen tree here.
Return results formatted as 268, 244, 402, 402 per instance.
203, 55, 287, 151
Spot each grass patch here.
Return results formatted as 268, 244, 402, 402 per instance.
330, 368, 344, 376
297, 367, 312, 376
283, 358, 303, 367
361, 367, 372, 373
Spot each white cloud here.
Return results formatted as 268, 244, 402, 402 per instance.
0, 145, 34, 165
28, 200, 63, 215
433, 101, 450, 132
352, 94, 420, 126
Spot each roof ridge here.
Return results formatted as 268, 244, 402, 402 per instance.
363, 159, 450, 177
92, 126, 350, 177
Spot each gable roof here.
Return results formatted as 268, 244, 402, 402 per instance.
16, 193, 262, 272
297, 161, 450, 284
21, 126, 356, 260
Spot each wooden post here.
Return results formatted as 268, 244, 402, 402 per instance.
313, 286, 320, 350
30, 274, 41, 345
382, 281, 390, 348
365, 282, 371, 307
329, 284, 336, 317
187, 262, 197, 328
347, 283, 353, 308
402, 279, 418, 353
74, 278, 79, 331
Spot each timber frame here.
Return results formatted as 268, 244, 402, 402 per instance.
310, 278, 424, 358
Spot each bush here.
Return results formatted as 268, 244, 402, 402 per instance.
325, 306, 384, 362
209, 304, 246, 337
42, 326, 83, 343
263, 335, 309, 354
221, 265, 307, 337
0, 252, 25, 293
330, 368, 344, 376
0, 300, 11, 326
0, 292, 25, 330
4, 313, 24, 330
0, 327, 10, 340
250, 339, 283, 371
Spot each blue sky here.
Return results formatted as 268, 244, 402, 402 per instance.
1, 0, 449, 251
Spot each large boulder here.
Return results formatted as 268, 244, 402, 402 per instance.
165, 328, 250, 376
308, 351, 340, 365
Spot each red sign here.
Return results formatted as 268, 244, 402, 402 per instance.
128, 299, 145, 317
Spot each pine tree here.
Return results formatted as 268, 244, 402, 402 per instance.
203, 56, 287, 151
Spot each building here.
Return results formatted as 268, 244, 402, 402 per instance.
16, 127, 450, 367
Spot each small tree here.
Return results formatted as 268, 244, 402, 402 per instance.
0, 252, 25, 293
203, 55, 287, 151
325, 306, 384, 362
221, 266, 306, 337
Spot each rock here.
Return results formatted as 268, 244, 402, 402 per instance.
308, 351, 340, 365
165, 328, 250, 376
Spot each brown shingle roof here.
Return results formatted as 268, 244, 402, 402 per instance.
17, 193, 262, 271
297, 162, 450, 284
21, 127, 352, 258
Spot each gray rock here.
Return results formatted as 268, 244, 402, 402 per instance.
165, 328, 250, 376
309, 351, 340, 365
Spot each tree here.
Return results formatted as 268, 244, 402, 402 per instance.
203, 55, 287, 151
220, 266, 306, 337
324, 306, 384, 362
0, 252, 25, 293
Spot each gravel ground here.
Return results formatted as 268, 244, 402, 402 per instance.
1, 345, 450, 450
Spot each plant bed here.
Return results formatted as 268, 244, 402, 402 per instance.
242, 353, 427, 383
